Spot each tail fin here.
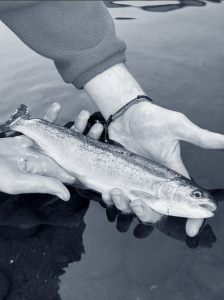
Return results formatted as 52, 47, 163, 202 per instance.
0, 104, 31, 133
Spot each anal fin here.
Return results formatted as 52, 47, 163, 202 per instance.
70, 172, 92, 190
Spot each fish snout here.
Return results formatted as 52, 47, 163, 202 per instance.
199, 200, 218, 212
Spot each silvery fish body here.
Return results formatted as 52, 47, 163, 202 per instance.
0, 105, 217, 218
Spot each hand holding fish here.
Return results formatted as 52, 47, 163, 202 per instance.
0, 103, 102, 201
0, 103, 218, 240
105, 102, 223, 237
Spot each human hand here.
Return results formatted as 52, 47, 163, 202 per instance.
73, 111, 221, 246
0, 103, 102, 200
77, 185, 221, 249
107, 102, 222, 237
76, 186, 218, 249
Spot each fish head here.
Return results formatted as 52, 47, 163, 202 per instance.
160, 178, 218, 218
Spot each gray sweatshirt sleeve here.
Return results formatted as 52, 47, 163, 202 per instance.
0, 1, 127, 89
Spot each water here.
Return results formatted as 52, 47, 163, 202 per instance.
0, 1, 224, 299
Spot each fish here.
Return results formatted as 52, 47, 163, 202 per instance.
0, 104, 218, 219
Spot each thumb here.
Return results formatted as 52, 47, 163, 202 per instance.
5, 172, 70, 201
176, 114, 224, 149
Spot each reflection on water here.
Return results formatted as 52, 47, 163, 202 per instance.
0, 186, 89, 299
104, 0, 209, 13
104, 0, 223, 18
114, 17, 136, 20
0, 0, 224, 299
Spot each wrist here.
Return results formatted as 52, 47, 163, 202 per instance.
108, 101, 153, 148
83, 63, 146, 120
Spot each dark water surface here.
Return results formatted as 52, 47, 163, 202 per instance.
0, 1, 224, 299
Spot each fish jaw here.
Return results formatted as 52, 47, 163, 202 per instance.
165, 206, 215, 219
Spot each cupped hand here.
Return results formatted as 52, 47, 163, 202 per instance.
106, 102, 223, 237
0, 103, 103, 200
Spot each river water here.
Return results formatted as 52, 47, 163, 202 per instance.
0, 1, 224, 299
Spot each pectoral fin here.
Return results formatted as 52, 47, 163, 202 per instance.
130, 190, 169, 215
130, 190, 155, 199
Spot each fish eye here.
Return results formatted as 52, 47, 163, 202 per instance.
193, 191, 203, 198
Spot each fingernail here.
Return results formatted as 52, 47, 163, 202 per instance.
132, 205, 143, 214
112, 195, 121, 202
80, 110, 89, 117
52, 102, 60, 110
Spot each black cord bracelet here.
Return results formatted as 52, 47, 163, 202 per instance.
104, 95, 153, 142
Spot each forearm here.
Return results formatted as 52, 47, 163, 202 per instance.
84, 63, 146, 119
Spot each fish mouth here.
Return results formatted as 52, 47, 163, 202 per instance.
199, 201, 218, 212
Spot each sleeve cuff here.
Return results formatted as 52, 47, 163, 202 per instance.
72, 51, 126, 90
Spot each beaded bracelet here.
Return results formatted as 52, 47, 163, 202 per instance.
104, 95, 153, 142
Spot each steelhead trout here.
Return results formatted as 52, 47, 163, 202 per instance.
0, 104, 218, 218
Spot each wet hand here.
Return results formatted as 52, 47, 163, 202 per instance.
79, 186, 218, 248
0, 103, 103, 200
101, 187, 160, 236
108, 102, 222, 237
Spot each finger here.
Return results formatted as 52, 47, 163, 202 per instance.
87, 123, 104, 140
40, 159, 75, 185
71, 110, 90, 133
43, 102, 61, 123
176, 113, 224, 149
185, 218, 204, 237
109, 188, 132, 213
102, 191, 114, 206
130, 199, 162, 223
4, 172, 70, 201
12, 154, 75, 185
